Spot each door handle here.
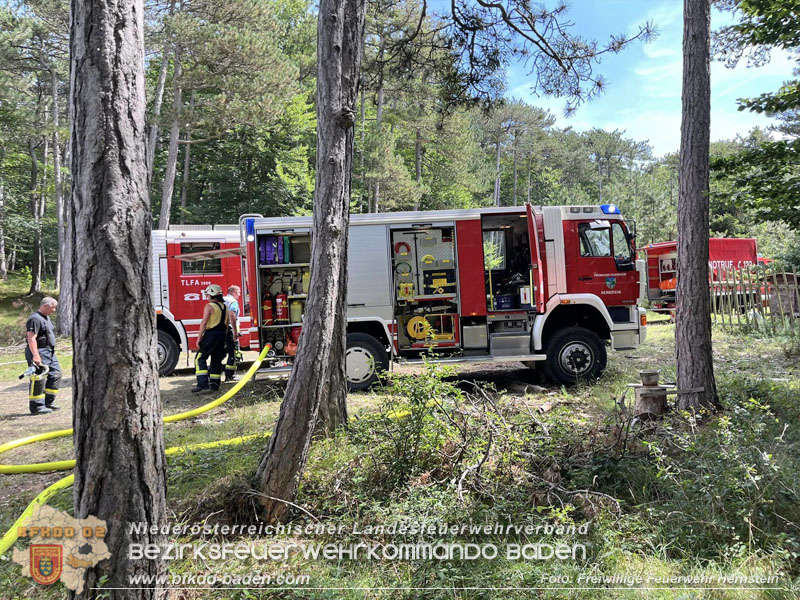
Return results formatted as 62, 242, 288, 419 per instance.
578, 276, 593, 281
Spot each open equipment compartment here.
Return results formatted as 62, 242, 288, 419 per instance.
256, 229, 311, 358
391, 225, 460, 351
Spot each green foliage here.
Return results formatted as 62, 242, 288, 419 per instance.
712, 0, 800, 231
349, 360, 466, 490
640, 379, 800, 561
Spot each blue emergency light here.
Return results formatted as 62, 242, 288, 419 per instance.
600, 204, 620, 215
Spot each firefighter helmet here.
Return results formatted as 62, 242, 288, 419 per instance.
204, 284, 223, 297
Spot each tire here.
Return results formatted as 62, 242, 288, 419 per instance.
345, 333, 389, 391
157, 329, 180, 376
542, 326, 607, 386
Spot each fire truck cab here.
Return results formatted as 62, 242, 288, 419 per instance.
244, 204, 647, 388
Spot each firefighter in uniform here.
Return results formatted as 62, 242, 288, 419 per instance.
223, 285, 243, 382
25, 297, 62, 415
193, 284, 236, 393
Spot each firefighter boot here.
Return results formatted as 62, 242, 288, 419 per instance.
29, 402, 53, 415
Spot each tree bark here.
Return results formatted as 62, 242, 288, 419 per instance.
675, 0, 719, 412
414, 127, 422, 211
69, 0, 168, 596
158, 44, 183, 230
493, 139, 501, 206
0, 147, 7, 281
28, 137, 42, 295
256, 0, 365, 523
512, 129, 518, 206
53, 69, 65, 292
359, 83, 366, 212
373, 76, 384, 212
178, 92, 195, 224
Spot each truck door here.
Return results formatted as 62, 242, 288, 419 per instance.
526, 204, 546, 312
566, 220, 639, 306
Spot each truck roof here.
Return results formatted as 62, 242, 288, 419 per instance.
249, 204, 622, 230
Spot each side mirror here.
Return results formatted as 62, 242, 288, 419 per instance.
615, 258, 635, 272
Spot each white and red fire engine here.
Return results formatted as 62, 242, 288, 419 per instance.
241, 203, 648, 388
152, 226, 253, 375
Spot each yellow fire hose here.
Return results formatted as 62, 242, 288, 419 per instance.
0, 346, 272, 556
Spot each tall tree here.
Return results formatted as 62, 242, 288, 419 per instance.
675, 0, 719, 412
70, 0, 167, 596
155, 0, 298, 228
256, 0, 367, 523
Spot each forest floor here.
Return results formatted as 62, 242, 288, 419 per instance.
1, 275, 799, 598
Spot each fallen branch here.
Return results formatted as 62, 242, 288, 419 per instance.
523, 469, 622, 514
457, 429, 493, 504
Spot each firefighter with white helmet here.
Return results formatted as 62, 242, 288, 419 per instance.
192, 284, 236, 393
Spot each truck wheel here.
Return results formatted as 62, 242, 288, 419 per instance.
157, 329, 180, 376
346, 333, 388, 391
543, 327, 606, 386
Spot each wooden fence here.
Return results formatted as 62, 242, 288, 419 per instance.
709, 264, 800, 336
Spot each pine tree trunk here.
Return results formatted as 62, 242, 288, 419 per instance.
178, 92, 195, 225
53, 69, 64, 292
158, 45, 182, 230
359, 83, 366, 212
675, 0, 719, 412
69, 0, 168, 595
28, 138, 42, 295
58, 199, 73, 335
512, 130, 518, 206
494, 139, 501, 206
146, 0, 175, 188
178, 142, 190, 224
527, 162, 532, 204
414, 127, 422, 211
373, 77, 384, 212
256, 0, 365, 524
0, 148, 7, 281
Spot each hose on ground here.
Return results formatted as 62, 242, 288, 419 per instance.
0, 345, 273, 556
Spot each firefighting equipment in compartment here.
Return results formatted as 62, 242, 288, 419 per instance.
407, 316, 430, 340
659, 277, 677, 291
423, 269, 456, 295
290, 300, 303, 323
420, 254, 436, 266
395, 262, 413, 279
285, 327, 301, 356
275, 291, 289, 323
302, 271, 310, 293
261, 291, 274, 325
397, 282, 415, 300
204, 284, 223, 297
394, 241, 411, 256
263, 236, 277, 264
283, 236, 292, 263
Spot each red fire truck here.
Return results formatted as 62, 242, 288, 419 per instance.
643, 238, 759, 307
242, 204, 648, 388
152, 226, 253, 375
